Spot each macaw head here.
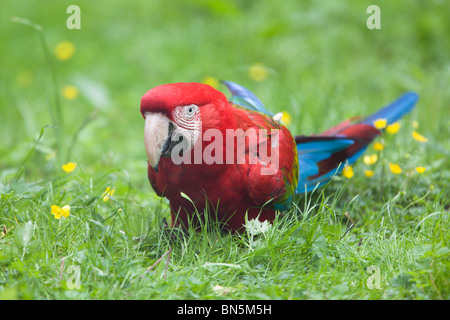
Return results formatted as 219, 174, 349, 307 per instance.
140, 82, 230, 171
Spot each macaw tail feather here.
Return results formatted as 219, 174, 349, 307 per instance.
360, 92, 419, 126
295, 92, 419, 193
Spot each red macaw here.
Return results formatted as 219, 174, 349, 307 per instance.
140, 81, 418, 232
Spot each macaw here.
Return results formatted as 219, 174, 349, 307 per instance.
140, 81, 418, 232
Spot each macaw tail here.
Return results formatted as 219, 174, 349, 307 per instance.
295, 92, 419, 193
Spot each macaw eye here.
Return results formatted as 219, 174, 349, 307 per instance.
185, 105, 198, 117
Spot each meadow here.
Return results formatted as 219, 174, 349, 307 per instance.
0, 0, 448, 300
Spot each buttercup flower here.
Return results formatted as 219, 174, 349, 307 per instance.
102, 187, 116, 202
62, 85, 79, 100
51, 205, 60, 215
364, 170, 374, 177
412, 120, 419, 129
363, 154, 378, 165
248, 63, 269, 82
389, 163, 402, 174
60, 205, 71, 218
202, 76, 219, 89
51, 205, 71, 219
415, 167, 426, 173
54, 41, 75, 61
412, 131, 428, 143
386, 122, 400, 134
342, 165, 354, 179
280, 111, 292, 126
62, 162, 77, 173
373, 142, 384, 151
373, 119, 387, 130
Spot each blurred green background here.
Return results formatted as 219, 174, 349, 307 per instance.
1, 0, 449, 301
1, 0, 449, 187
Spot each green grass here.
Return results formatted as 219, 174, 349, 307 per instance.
0, 0, 449, 300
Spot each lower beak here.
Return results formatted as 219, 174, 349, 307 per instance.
144, 113, 175, 171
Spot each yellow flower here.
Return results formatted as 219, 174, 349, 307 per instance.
54, 41, 75, 61
62, 85, 79, 100
102, 187, 116, 202
373, 142, 384, 151
373, 119, 387, 129
363, 154, 378, 165
248, 63, 269, 82
51, 205, 60, 215
202, 76, 219, 89
62, 162, 77, 173
386, 122, 401, 134
389, 163, 402, 174
412, 120, 419, 129
280, 111, 292, 126
415, 167, 426, 173
342, 165, 354, 179
412, 131, 428, 143
60, 205, 71, 218
51, 205, 70, 219
364, 170, 374, 177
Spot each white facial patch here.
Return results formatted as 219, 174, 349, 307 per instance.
172, 105, 202, 150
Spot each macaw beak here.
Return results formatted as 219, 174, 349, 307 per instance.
144, 113, 175, 172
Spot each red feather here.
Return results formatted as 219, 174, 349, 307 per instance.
142, 83, 297, 232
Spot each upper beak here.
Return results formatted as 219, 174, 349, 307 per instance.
144, 113, 175, 171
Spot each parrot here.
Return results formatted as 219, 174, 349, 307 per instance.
140, 81, 418, 233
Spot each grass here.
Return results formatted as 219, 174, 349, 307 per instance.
0, 0, 449, 300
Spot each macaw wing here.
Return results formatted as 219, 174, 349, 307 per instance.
230, 106, 297, 211
295, 136, 363, 193
223, 80, 274, 116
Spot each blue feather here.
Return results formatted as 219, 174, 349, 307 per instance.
297, 147, 367, 194
223, 81, 274, 116
296, 139, 355, 193
297, 168, 339, 193
361, 92, 419, 126
296, 92, 419, 194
